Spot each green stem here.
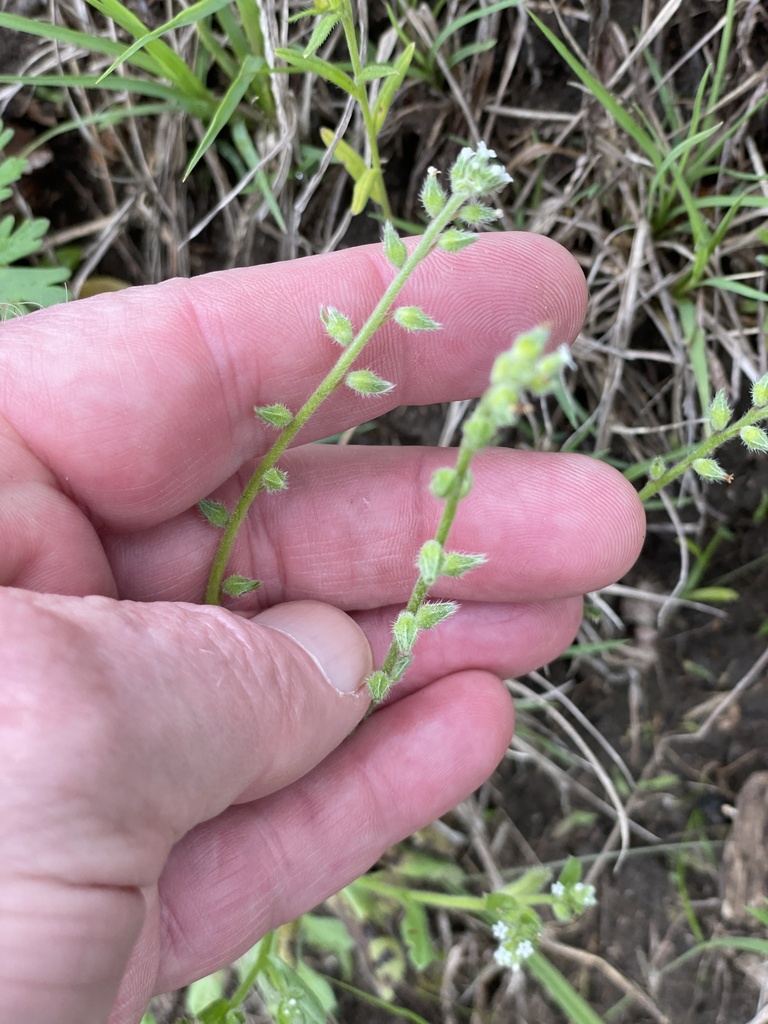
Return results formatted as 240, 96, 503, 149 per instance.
204, 191, 466, 604
637, 404, 768, 503
340, 6, 393, 221
378, 443, 474, 677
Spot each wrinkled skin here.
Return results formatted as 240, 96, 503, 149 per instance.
0, 233, 645, 1023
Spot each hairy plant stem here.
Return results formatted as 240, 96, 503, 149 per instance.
204, 191, 467, 604
339, 6, 393, 222
377, 445, 473, 679
637, 402, 768, 503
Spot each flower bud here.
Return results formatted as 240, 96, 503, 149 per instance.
198, 498, 229, 527
462, 409, 497, 450
367, 670, 392, 702
649, 457, 666, 480
222, 574, 262, 597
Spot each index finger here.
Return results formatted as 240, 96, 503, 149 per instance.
0, 233, 586, 529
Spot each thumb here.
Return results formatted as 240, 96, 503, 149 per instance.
0, 590, 372, 1024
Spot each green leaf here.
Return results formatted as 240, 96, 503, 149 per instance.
274, 47, 357, 96
85, 0, 209, 99
96, 0, 232, 83
319, 127, 366, 181
373, 42, 415, 134
357, 62, 398, 82
303, 11, 342, 57
184, 55, 267, 179
351, 166, 378, 215
0, 266, 69, 308
526, 953, 606, 1024
222, 575, 262, 597
198, 498, 230, 527
400, 900, 435, 971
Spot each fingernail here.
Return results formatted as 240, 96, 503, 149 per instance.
255, 601, 373, 695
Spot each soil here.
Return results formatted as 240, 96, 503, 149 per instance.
2, 1, 768, 1021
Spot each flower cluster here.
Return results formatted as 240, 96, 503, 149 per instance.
491, 906, 541, 972
550, 879, 597, 921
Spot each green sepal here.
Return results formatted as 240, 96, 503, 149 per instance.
393, 305, 441, 332
752, 372, 768, 407
462, 410, 497, 451
346, 369, 394, 395
692, 458, 733, 483
390, 653, 413, 683
437, 228, 477, 253
420, 169, 447, 218
392, 610, 419, 653
441, 551, 486, 577
414, 601, 458, 630
198, 498, 230, 527
458, 202, 500, 226
222, 574, 262, 597
320, 305, 354, 346
263, 467, 288, 491
709, 388, 732, 432
367, 670, 393, 702
254, 403, 293, 428
430, 467, 472, 499
417, 539, 444, 585
649, 457, 666, 481
740, 425, 768, 452
382, 221, 407, 268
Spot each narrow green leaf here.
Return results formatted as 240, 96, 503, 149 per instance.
528, 10, 660, 167
184, 56, 266, 180
85, 0, 209, 99
319, 128, 367, 181
373, 42, 415, 134
526, 953, 606, 1024
400, 900, 436, 971
356, 62, 398, 82
303, 11, 342, 58
700, 277, 768, 302
96, 0, 232, 83
274, 47, 357, 96
351, 166, 378, 215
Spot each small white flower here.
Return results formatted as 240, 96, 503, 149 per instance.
573, 882, 597, 907
494, 945, 515, 969
550, 882, 565, 897
492, 921, 510, 941
515, 939, 535, 962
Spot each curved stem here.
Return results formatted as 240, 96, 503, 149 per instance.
205, 192, 466, 604
637, 403, 768, 503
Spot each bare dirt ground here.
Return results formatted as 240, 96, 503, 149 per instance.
2, 1, 768, 1021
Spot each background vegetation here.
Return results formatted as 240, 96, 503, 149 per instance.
1, 0, 767, 1020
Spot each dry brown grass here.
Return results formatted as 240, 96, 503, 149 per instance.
2, 1, 768, 1020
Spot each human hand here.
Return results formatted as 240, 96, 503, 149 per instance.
0, 233, 644, 1023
